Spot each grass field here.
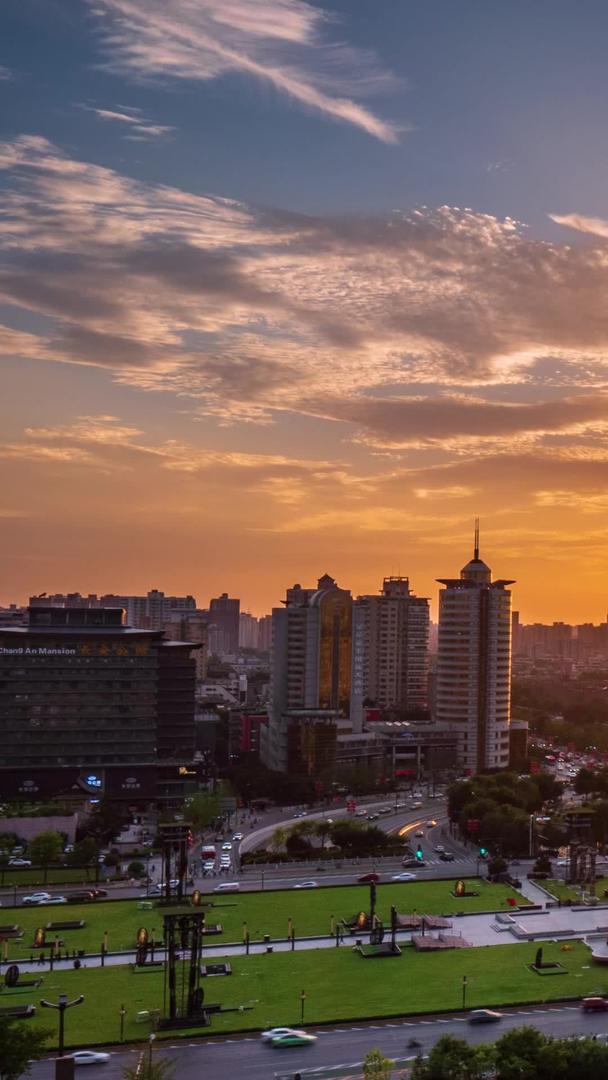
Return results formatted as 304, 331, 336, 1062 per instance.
2, 939, 605, 1050
0, 879, 526, 961
545, 878, 608, 902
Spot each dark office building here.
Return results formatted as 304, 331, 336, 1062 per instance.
0, 607, 200, 805
208, 592, 240, 654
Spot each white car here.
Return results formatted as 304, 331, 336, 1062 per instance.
23, 892, 51, 905
44, 896, 68, 905
392, 872, 417, 881
232, 833, 244, 841
221, 842, 233, 852
435, 844, 445, 853
292, 880, 318, 889
71, 1050, 110, 1066
261, 1027, 305, 1042
213, 882, 239, 893
8, 858, 31, 867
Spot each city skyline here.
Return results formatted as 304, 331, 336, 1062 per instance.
3, 2, 608, 623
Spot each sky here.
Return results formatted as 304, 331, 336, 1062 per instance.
1, 0, 608, 621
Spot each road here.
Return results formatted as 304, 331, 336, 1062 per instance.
29, 1003, 608, 1079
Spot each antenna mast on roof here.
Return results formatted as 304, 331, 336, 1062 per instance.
474, 517, 480, 560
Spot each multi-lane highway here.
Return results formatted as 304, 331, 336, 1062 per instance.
28, 1003, 608, 1080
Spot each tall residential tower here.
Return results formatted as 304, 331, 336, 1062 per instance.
351, 576, 429, 731
435, 526, 514, 773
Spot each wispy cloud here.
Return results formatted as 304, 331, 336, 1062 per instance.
87, 0, 401, 142
80, 103, 174, 140
0, 66, 12, 81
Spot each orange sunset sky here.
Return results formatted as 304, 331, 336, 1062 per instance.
1, 2, 608, 624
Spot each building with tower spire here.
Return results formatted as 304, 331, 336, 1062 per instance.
435, 522, 514, 773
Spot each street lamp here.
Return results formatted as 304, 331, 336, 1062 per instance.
40, 993, 84, 1056
300, 990, 306, 1025
148, 1032, 156, 1072
462, 976, 468, 1011
119, 1003, 127, 1042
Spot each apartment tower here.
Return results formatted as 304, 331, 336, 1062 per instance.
435, 525, 514, 773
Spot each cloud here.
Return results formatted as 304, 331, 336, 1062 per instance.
80, 103, 174, 140
0, 66, 12, 81
2, 136, 608, 475
550, 212, 608, 239
88, 0, 400, 141
320, 393, 608, 450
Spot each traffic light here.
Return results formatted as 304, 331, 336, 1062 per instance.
479, 846, 488, 858
416, 846, 424, 861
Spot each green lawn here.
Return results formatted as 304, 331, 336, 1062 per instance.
0, 879, 526, 961
2, 939, 604, 1050
546, 878, 608, 903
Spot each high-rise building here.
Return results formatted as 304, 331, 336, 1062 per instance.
351, 577, 429, 732
208, 593, 240, 654
162, 613, 209, 680
435, 527, 514, 773
257, 614, 272, 652
29, 590, 197, 630
261, 574, 352, 773
0, 606, 201, 805
239, 612, 259, 649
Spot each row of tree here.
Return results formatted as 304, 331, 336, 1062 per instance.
409, 1027, 608, 1079
244, 819, 404, 862
448, 772, 567, 857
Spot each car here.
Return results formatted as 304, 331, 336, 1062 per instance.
232, 833, 244, 841
426, 820, 437, 828
292, 881, 318, 889
221, 842, 233, 852
434, 844, 445, 853
357, 873, 380, 883
151, 880, 180, 894
271, 1032, 317, 1047
392, 872, 417, 881
582, 997, 608, 1012
468, 1009, 503, 1024
261, 1027, 304, 1042
402, 857, 423, 867
8, 858, 31, 867
439, 852, 455, 862
203, 860, 215, 871
44, 896, 68, 905
414, 830, 425, 837
22, 892, 51, 905
70, 1050, 110, 1066
379, 807, 392, 814
213, 882, 240, 892
355, 809, 367, 817
394, 801, 406, 809
366, 813, 379, 821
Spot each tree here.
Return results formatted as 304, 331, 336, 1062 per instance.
488, 855, 508, 879
185, 792, 220, 832
0, 1017, 50, 1080
532, 853, 551, 876
494, 1025, 547, 1080
363, 1047, 393, 1078
410, 1034, 493, 1080
127, 860, 146, 878
268, 826, 286, 853
316, 821, 332, 850
28, 831, 63, 867
71, 836, 98, 865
